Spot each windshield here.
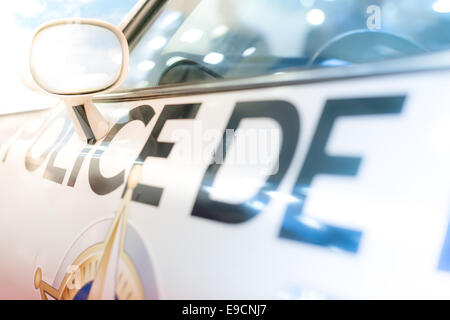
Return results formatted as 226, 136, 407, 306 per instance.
121, 0, 450, 89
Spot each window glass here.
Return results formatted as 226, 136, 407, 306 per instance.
122, 0, 450, 89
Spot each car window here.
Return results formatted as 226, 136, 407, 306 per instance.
121, 0, 450, 90
0, 0, 138, 115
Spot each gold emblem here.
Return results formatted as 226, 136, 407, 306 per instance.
34, 166, 153, 300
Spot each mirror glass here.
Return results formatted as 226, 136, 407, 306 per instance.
30, 23, 123, 95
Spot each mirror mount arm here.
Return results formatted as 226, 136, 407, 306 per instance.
64, 97, 110, 145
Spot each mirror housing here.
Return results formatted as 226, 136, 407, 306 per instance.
29, 18, 129, 144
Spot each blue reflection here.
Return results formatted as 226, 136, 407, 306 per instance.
280, 210, 362, 253
279, 185, 362, 254
13, 0, 138, 28
438, 215, 450, 271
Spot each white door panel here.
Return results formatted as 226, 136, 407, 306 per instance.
0, 70, 449, 299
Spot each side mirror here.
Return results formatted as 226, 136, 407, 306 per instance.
29, 18, 129, 144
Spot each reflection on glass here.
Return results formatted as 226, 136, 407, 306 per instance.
31, 23, 123, 94
120, 0, 450, 90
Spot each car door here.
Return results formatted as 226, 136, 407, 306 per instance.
1, 0, 450, 299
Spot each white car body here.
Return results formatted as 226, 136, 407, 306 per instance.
0, 0, 449, 299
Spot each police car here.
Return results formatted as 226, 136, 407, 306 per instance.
0, 0, 450, 299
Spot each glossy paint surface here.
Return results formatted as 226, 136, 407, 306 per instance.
0, 68, 449, 299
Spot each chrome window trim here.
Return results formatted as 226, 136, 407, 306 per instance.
95, 0, 450, 103
118, 0, 148, 32
120, 0, 167, 51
